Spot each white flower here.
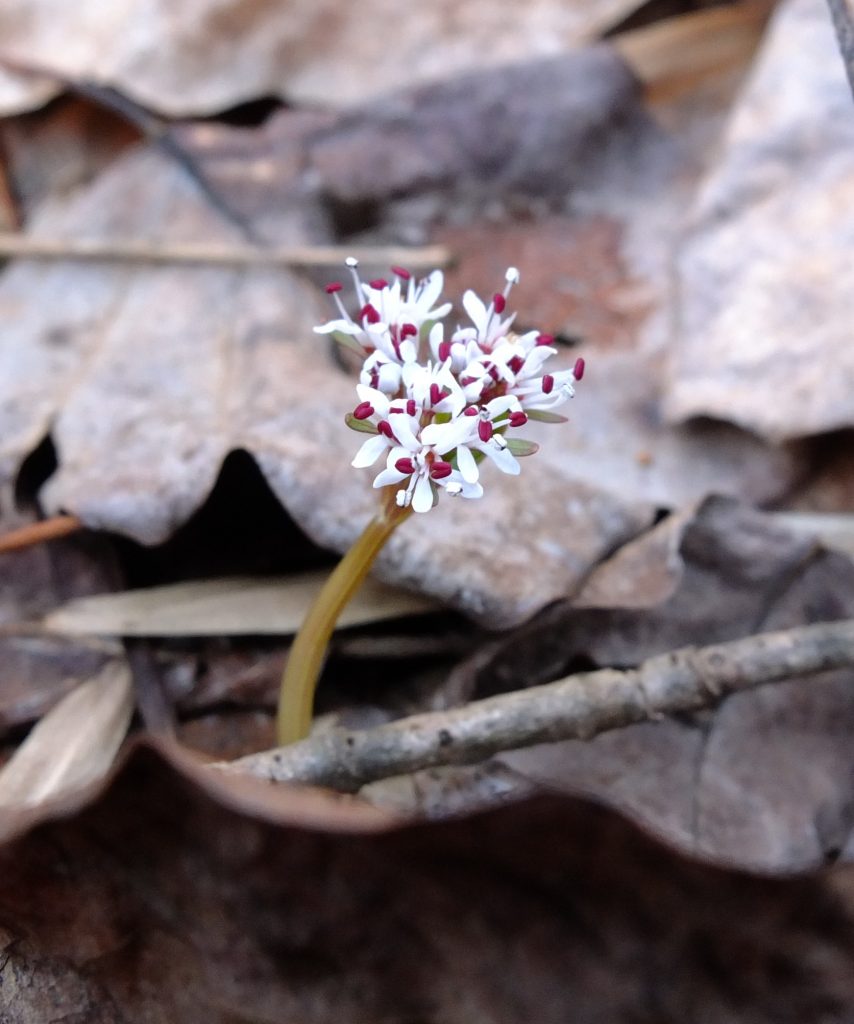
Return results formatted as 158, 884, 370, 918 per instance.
452, 266, 521, 354
511, 360, 585, 411
336, 263, 584, 513
315, 260, 451, 386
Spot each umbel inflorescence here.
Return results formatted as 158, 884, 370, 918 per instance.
277, 260, 584, 745
316, 259, 584, 513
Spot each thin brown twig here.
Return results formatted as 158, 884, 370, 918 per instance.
222, 619, 854, 792
0, 134, 21, 231
0, 514, 82, 555
0, 234, 452, 270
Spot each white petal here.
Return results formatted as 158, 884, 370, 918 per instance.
486, 395, 520, 418
373, 467, 407, 488
462, 289, 488, 333
390, 414, 420, 450
456, 444, 479, 483
351, 434, 389, 468
480, 442, 521, 476
421, 417, 474, 451
429, 322, 445, 361
314, 319, 360, 336
399, 338, 418, 363
355, 384, 389, 417
377, 362, 401, 393
412, 473, 435, 513
417, 270, 444, 312
459, 480, 484, 500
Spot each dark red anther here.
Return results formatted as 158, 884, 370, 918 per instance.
478, 420, 494, 442
378, 420, 394, 438
429, 383, 442, 406
536, 333, 554, 347
509, 411, 528, 428
493, 293, 506, 314
542, 374, 555, 395
488, 364, 500, 381
353, 401, 374, 420
369, 278, 389, 289
400, 322, 418, 339
464, 406, 478, 417
389, 407, 405, 414
574, 357, 585, 380
391, 266, 411, 280
438, 340, 452, 361
406, 399, 417, 416
430, 461, 453, 479
360, 303, 380, 324
395, 457, 416, 475
325, 281, 343, 294
508, 355, 524, 374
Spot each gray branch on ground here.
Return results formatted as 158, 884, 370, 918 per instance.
221, 620, 854, 793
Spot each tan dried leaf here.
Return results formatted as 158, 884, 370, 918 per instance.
0, 660, 132, 809
0, 0, 643, 117
665, 0, 854, 441
41, 573, 438, 637
2, 742, 854, 1021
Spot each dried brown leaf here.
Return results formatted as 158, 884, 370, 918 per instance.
2, 741, 854, 1022
0, 514, 120, 735
0, 660, 132, 809
0, 0, 643, 117
40, 573, 438, 637
0, 60, 664, 628
665, 0, 854, 441
484, 497, 854, 870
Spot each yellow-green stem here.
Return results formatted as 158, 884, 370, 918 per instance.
277, 499, 412, 745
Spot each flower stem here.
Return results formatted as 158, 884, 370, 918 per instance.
277, 498, 412, 745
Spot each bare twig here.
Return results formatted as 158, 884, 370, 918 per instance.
0, 234, 451, 270
0, 514, 82, 555
223, 620, 854, 792
0, 54, 260, 242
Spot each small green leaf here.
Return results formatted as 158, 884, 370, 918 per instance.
345, 413, 379, 434
526, 409, 568, 424
506, 438, 540, 457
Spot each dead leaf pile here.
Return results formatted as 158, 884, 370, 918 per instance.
0, 0, 853, 1017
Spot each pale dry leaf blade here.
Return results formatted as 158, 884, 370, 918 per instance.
0, 0, 646, 117
665, 0, 854, 442
40, 574, 439, 637
0, 660, 133, 808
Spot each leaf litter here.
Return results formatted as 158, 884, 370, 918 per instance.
1, 0, 854, 1018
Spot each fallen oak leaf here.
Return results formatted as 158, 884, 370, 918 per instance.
2, 740, 854, 1022
0, 0, 645, 118
665, 0, 854, 442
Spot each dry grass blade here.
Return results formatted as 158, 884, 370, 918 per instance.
39, 574, 439, 637
0, 234, 451, 269
0, 660, 133, 808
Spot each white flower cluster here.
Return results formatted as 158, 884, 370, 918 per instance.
316, 259, 584, 513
